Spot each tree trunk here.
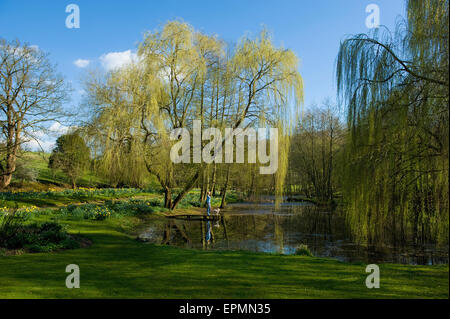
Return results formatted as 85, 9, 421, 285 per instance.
164, 187, 173, 209
211, 163, 217, 196
200, 167, 209, 204
220, 165, 231, 209
0, 108, 19, 189
0, 174, 12, 189
171, 170, 200, 210
199, 169, 205, 202
0, 147, 17, 189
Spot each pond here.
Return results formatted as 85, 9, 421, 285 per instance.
138, 201, 449, 265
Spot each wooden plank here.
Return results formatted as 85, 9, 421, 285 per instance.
166, 214, 221, 220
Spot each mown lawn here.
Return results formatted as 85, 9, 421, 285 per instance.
16, 152, 105, 188
0, 216, 448, 299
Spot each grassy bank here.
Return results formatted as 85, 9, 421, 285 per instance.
0, 215, 448, 298
0, 187, 158, 208
13, 152, 106, 188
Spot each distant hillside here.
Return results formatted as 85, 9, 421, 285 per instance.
11, 152, 107, 190
7, 152, 159, 191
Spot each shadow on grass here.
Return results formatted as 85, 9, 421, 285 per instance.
0, 219, 448, 299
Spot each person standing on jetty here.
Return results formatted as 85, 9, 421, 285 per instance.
206, 191, 211, 216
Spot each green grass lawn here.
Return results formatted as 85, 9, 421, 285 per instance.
0, 216, 448, 298
17, 152, 105, 187
13, 151, 161, 189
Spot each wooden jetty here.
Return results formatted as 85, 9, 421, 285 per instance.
166, 214, 222, 221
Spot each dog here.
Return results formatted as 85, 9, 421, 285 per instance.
213, 208, 221, 216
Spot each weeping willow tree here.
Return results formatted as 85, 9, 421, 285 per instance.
336, 0, 449, 244
230, 31, 303, 206
85, 63, 162, 188
86, 21, 303, 209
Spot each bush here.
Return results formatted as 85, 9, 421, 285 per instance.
0, 213, 79, 252
295, 244, 313, 257
13, 161, 38, 184
148, 198, 163, 206
0, 206, 39, 221
91, 206, 111, 220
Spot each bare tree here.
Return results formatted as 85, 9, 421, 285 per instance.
289, 100, 343, 202
0, 39, 69, 188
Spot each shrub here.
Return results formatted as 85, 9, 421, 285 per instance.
0, 213, 79, 252
295, 244, 313, 257
48, 133, 90, 189
91, 206, 111, 220
13, 161, 38, 184
148, 198, 163, 206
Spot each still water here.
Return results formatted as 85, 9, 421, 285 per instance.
139, 202, 449, 265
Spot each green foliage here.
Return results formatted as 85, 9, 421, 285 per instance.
10, 152, 107, 189
295, 244, 313, 257
58, 199, 169, 220
0, 213, 79, 252
86, 206, 111, 220
53, 190, 236, 220
289, 101, 343, 201
86, 20, 304, 209
13, 161, 38, 184
0, 206, 39, 220
49, 133, 90, 188
60, 204, 111, 220
0, 215, 447, 298
0, 187, 142, 203
174, 192, 227, 208
336, 0, 449, 244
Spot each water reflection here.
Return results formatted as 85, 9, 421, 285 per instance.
138, 202, 449, 265
205, 221, 211, 243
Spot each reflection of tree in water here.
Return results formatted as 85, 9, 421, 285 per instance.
221, 217, 229, 248
273, 214, 284, 254
147, 203, 448, 264
162, 220, 192, 245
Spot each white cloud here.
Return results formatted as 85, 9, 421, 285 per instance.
23, 139, 56, 153
76, 88, 86, 96
22, 123, 71, 152
99, 50, 138, 71
49, 122, 70, 135
73, 58, 90, 68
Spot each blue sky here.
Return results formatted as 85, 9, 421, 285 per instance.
0, 0, 406, 150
